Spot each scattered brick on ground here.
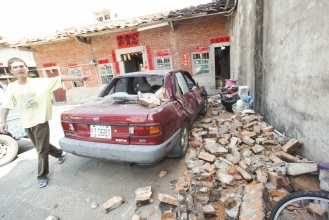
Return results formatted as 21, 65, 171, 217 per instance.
104, 94, 322, 219
157, 94, 320, 219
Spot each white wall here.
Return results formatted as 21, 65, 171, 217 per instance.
0, 45, 36, 67
229, 0, 257, 98
230, 0, 329, 161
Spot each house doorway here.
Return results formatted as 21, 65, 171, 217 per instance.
215, 46, 230, 88
121, 52, 143, 73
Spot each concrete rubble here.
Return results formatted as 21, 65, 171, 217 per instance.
159, 170, 168, 178
100, 94, 324, 219
135, 186, 153, 206
132, 214, 143, 220
319, 169, 329, 192
102, 196, 125, 213
44, 215, 59, 220
137, 87, 166, 108
138, 93, 161, 108
154, 94, 322, 219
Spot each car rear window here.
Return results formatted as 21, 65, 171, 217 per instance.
102, 75, 164, 97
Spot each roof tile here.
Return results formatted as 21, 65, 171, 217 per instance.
6, 0, 236, 46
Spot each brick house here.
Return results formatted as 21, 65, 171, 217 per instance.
6, 0, 236, 103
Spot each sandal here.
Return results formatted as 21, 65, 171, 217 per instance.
38, 178, 49, 188
58, 152, 67, 164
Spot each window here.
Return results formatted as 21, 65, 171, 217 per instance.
106, 75, 164, 96
192, 52, 210, 74
183, 73, 196, 89
68, 68, 84, 87
155, 57, 172, 70
110, 78, 128, 94
99, 64, 114, 84
97, 14, 110, 22
176, 72, 189, 95
104, 14, 110, 20
132, 76, 164, 94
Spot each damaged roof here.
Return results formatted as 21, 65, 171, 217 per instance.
6, 0, 236, 47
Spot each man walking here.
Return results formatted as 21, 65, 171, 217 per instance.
0, 57, 90, 188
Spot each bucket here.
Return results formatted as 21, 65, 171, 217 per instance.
238, 86, 249, 97
216, 79, 225, 89
225, 79, 236, 87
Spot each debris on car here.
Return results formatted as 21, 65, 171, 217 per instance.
138, 92, 161, 108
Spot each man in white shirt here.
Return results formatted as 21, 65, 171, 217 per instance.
0, 57, 91, 188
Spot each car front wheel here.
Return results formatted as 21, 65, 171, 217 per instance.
180, 121, 189, 156
0, 134, 18, 167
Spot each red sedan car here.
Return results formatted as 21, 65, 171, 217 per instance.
59, 69, 207, 165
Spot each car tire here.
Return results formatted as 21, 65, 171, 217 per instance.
199, 95, 208, 115
179, 121, 189, 157
168, 121, 189, 158
0, 134, 18, 167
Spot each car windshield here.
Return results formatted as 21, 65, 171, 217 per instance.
99, 75, 164, 98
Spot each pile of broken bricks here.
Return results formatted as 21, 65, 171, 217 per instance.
100, 95, 328, 220
174, 95, 326, 220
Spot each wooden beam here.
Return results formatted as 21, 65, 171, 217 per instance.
170, 21, 175, 31
76, 36, 90, 44
16, 46, 36, 52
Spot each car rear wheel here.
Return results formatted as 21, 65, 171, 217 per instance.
0, 134, 18, 167
168, 121, 189, 158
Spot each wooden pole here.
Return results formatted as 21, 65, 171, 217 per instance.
4, 68, 10, 84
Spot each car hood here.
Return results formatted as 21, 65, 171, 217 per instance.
61, 97, 162, 124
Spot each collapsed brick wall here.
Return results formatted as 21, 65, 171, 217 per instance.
168, 95, 314, 219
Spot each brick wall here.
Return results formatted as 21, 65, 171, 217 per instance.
33, 14, 228, 102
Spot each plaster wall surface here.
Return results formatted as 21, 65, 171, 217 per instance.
231, 0, 329, 161
262, 1, 329, 161
229, 0, 256, 98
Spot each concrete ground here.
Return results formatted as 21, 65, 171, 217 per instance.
0, 100, 322, 220
0, 103, 188, 220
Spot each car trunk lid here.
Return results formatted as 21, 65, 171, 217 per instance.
61, 98, 162, 145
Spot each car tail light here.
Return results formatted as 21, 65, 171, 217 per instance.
61, 122, 75, 131
129, 125, 161, 136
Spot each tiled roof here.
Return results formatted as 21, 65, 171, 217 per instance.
7, 0, 236, 47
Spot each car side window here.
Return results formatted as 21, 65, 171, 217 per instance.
183, 74, 196, 89
109, 78, 128, 94
132, 77, 145, 94
174, 77, 182, 98
176, 72, 190, 95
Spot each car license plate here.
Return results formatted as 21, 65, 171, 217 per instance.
90, 125, 111, 138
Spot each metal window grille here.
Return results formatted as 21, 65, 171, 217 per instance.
192, 52, 210, 74
155, 57, 172, 70
68, 68, 84, 87
99, 64, 114, 84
